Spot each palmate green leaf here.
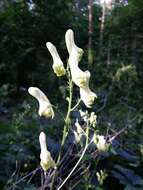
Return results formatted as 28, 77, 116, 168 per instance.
112, 165, 143, 187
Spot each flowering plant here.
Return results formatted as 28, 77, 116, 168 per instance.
26, 29, 115, 190
8, 29, 124, 190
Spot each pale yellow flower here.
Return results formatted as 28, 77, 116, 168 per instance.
93, 135, 109, 152
80, 87, 97, 108
39, 132, 56, 171
65, 29, 96, 107
70, 68, 91, 88
65, 29, 86, 88
65, 29, 83, 62
46, 42, 65, 77
79, 71, 97, 108
28, 87, 54, 118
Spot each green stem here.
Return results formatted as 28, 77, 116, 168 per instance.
50, 67, 73, 190
57, 125, 90, 190
71, 99, 81, 112
57, 71, 73, 163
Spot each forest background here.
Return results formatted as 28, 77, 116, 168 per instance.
0, 0, 143, 189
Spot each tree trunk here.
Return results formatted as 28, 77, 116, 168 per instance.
99, 1, 106, 51
88, 0, 93, 65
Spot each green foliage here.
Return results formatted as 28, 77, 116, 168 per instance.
0, 0, 143, 189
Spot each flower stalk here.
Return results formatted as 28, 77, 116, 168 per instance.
50, 65, 74, 190
57, 122, 90, 190
27, 29, 101, 190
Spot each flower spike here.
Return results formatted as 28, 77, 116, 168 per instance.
65, 29, 97, 108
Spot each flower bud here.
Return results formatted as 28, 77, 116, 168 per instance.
89, 112, 97, 126
46, 42, 65, 77
79, 109, 88, 122
97, 135, 106, 151
73, 120, 83, 143
28, 87, 54, 118
93, 135, 109, 152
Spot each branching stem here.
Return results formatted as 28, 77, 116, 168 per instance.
50, 65, 73, 190
57, 123, 90, 190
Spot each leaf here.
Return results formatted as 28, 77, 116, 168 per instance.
118, 150, 139, 163
112, 165, 143, 186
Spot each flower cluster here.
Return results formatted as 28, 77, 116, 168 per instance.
65, 29, 97, 108
27, 29, 99, 172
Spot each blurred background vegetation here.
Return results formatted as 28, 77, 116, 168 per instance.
0, 0, 143, 189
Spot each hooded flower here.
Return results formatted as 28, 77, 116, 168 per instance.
46, 42, 65, 77
65, 29, 87, 87
39, 132, 56, 171
65, 29, 97, 108
71, 68, 91, 88
65, 29, 83, 63
79, 72, 97, 108
28, 87, 54, 118
80, 87, 97, 108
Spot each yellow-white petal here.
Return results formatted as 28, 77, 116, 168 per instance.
28, 87, 54, 118
39, 131, 47, 151
70, 68, 90, 88
80, 87, 97, 108
65, 29, 97, 108
46, 42, 65, 77
77, 70, 97, 108
52, 63, 66, 77
65, 29, 83, 63
65, 29, 74, 54
39, 132, 55, 171
96, 135, 107, 152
